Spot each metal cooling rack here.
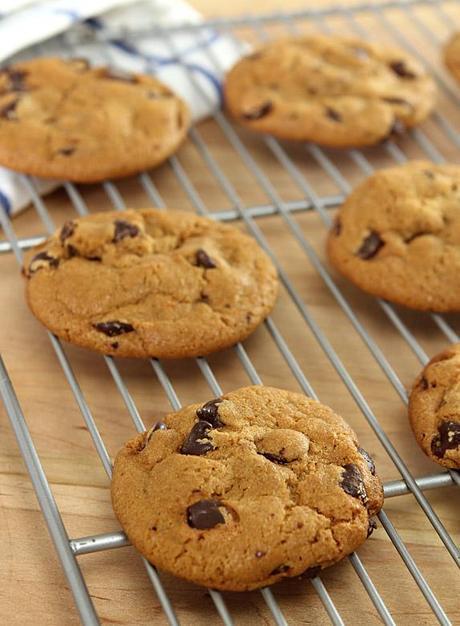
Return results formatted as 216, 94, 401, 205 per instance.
0, 0, 459, 624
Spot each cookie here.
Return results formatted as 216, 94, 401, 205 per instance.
409, 344, 460, 470
224, 35, 436, 147
444, 33, 460, 83
111, 385, 383, 591
23, 209, 278, 359
0, 57, 190, 182
327, 161, 460, 312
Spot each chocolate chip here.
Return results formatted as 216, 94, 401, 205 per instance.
66, 244, 79, 258
383, 118, 406, 142
357, 447, 376, 475
243, 101, 273, 120
332, 218, 341, 236
298, 565, 321, 579
60, 220, 75, 243
325, 107, 342, 122
424, 170, 435, 179
356, 231, 384, 259
431, 420, 460, 458
146, 421, 168, 443
57, 147, 75, 156
270, 564, 290, 576
113, 220, 139, 242
389, 61, 416, 79
6, 69, 28, 91
259, 452, 288, 465
195, 249, 216, 269
93, 321, 135, 337
255, 550, 266, 558
0, 99, 19, 120
111, 342, 119, 349
196, 398, 223, 428
181, 421, 214, 455
340, 464, 368, 504
28, 251, 59, 274
187, 499, 225, 529
367, 518, 378, 537
103, 68, 135, 82
418, 377, 429, 391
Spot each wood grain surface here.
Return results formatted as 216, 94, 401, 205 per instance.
1, 1, 459, 625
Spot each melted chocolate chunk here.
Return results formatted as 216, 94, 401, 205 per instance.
357, 231, 384, 260
195, 249, 216, 269
325, 107, 342, 122
0, 99, 19, 120
259, 452, 288, 465
113, 220, 140, 243
357, 447, 376, 475
270, 564, 290, 576
6, 69, 28, 91
57, 147, 76, 156
367, 518, 378, 537
196, 398, 223, 428
60, 220, 75, 243
389, 61, 416, 79
93, 321, 135, 337
340, 463, 368, 504
28, 251, 59, 274
431, 420, 460, 458
298, 565, 321, 580
181, 421, 214, 455
243, 101, 273, 120
187, 499, 225, 529
255, 550, 266, 558
332, 218, 341, 236
418, 377, 429, 391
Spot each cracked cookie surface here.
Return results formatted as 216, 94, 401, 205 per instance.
444, 33, 460, 83
224, 35, 436, 147
111, 385, 383, 591
327, 161, 460, 311
0, 57, 189, 181
409, 344, 460, 469
23, 209, 279, 359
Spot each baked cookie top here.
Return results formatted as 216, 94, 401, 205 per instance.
444, 33, 460, 83
111, 386, 383, 591
327, 161, 460, 312
409, 344, 460, 470
224, 35, 436, 147
0, 57, 189, 182
23, 209, 279, 359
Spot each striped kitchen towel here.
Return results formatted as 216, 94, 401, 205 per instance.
0, 0, 244, 216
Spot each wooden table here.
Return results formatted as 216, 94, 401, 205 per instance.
1, 2, 459, 625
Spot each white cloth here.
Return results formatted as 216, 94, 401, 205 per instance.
0, 0, 243, 216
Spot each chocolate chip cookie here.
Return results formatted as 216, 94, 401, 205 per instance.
111, 386, 383, 591
409, 344, 460, 470
23, 209, 278, 359
0, 57, 189, 182
327, 161, 460, 311
444, 33, 460, 83
224, 35, 436, 147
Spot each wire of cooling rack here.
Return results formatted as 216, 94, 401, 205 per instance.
0, 1, 459, 625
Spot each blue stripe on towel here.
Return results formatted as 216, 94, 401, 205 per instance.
0, 189, 11, 216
